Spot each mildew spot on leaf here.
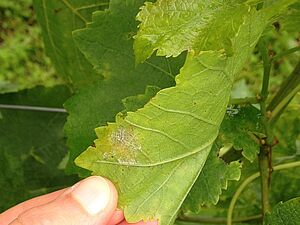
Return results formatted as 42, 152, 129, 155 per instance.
94, 122, 143, 165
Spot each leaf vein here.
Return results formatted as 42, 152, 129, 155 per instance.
94, 138, 215, 167
149, 102, 218, 126
125, 119, 188, 149
132, 161, 184, 216
60, 0, 88, 23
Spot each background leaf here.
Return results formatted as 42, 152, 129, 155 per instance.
33, 0, 109, 88
278, 2, 300, 33
265, 197, 300, 225
122, 86, 161, 113
218, 105, 263, 162
181, 145, 241, 213
0, 86, 78, 211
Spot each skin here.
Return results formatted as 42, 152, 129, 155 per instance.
0, 176, 157, 225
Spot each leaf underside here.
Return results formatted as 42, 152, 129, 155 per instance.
65, 0, 185, 175
74, 0, 295, 224
181, 145, 241, 213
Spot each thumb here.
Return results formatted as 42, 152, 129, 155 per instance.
10, 176, 118, 225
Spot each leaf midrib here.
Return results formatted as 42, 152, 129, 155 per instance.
94, 134, 216, 167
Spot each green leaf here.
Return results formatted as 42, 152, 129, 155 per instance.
134, 0, 249, 63
33, 0, 109, 88
218, 105, 263, 162
76, 51, 230, 225
65, 0, 185, 175
122, 86, 161, 113
265, 197, 300, 225
123, 87, 243, 214
181, 145, 241, 213
122, 87, 241, 214
0, 86, 78, 211
75, 6, 279, 224
281, 2, 300, 33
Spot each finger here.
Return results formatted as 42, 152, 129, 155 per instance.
9, 176, 118, 225
118, 220, 157, 225
0, 189, 66, 225
108, 209, 124, 225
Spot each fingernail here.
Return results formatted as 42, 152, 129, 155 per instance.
72, 176, 111, 215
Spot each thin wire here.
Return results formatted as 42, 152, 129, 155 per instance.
0, 104, 67, 113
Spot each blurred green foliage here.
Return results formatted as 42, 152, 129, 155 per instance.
0, 86, 78, 211
237, 29, 299, 97
0, 0, 62, 93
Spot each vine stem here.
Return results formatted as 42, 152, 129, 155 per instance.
272, 46, 300, 61
227, 161, 300, 225
258, 40, 273, 217
267, 61, 300, 124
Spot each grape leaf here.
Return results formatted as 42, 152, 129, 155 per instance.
76, 2, 294, 225
182, 105, 261, 214
76, 51, 230, 225
65, 0, 185, 175
0, 86, 78, 211
122, 86, 161, 113
281, 2, 300, 32
33, 0, 109, 87
75, 7, 272, 223
265, 197, 300, 225
218, 105, 263, 162
181, 145, 241, 213
122, 87, 242, 214
134, 0, 249, 63
122, 87, 242, 213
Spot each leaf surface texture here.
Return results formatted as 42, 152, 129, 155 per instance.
33, 0, 109, 87
265, 197, 300, 225
65, 0, 184, 174
134, 0, 248, 63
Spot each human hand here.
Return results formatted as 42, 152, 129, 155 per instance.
0, 176, 156, 225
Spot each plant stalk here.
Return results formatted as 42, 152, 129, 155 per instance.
272, 46, 300, 61
267, 61, 300, 124
258, 40, 272, 217
258, 144, 271, 213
